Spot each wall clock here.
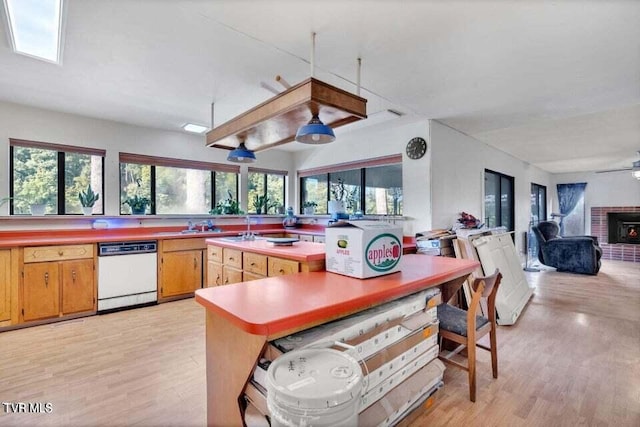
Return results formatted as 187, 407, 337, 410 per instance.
406, 137, 427, 160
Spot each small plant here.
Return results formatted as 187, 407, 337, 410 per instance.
252, 194, 271, 214
302, 201, 318, 208
210, 191, 244, 215
330, 178, 347, 201
123, 195, 151, 214
78, 185, 100, 208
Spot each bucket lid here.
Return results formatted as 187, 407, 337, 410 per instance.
266, 348, 362, 410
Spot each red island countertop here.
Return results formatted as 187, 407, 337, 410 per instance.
195, 254, 479, 337
205, 237, 326, 262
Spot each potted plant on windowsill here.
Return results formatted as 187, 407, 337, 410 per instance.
303, 201, 317, 215
78, 185, 100, 215
252, 194, 271, 215
123, 195, 150, 215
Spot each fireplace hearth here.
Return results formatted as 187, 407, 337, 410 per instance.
592, 207, 640, 262
607, 213, 640, 244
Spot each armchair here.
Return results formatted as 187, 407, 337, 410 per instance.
532, 221, 602, 275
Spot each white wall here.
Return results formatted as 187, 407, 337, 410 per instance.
430, 121, 553, 255
293, 118, 431, 235
0, 101, 294, 217
553, 170, 640, 233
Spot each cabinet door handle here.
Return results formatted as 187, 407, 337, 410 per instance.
250, 262, 256, 266
228, 257, 234, 261
279, 269, 285, 274
193, 257, 197, 269
72, 270, 76, 282
58, 250, 63, 256
216, 274, 221, 285
224, 277, 229, 284
44, 272, 49, 287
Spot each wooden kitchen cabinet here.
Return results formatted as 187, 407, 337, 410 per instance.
268, 257, 300, 277
161, 250, 203, 297
22, 262, 60, 322
207, 241, 324, 286
222, 266, 243, 285
61, 259, 94, 315
0, 250, 10, 323
159, 238, 206, 300
297, 234, 314, 242
21, 244, 96, 323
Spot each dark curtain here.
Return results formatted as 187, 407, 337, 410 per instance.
556, 183, 587, 235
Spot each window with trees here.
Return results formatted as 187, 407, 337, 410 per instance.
247, 168, 287, 214
9, 139, 105, 215
299, 155, 403, 215
119, 153, 239, 215
484, 169, 514, 231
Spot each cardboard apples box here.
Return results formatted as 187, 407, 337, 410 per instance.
325, 220, 403, 279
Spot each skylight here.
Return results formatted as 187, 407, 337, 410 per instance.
3, 0, 64, 63
182, 123, 209, 134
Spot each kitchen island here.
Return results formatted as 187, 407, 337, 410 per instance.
194, 254, 479, 426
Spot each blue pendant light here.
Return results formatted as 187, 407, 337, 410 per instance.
227, 142, 256, 163
295, 114, 335, 144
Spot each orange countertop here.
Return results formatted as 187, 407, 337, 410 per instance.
206, 238, 326, 262
0, 225, 417, 251
0, 226, 288, 248
195, 254, 479, 337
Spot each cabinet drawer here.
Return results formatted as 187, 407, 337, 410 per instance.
243, 252, 267, 276
24, 244, 93, 263
268, 257, 299, 277
243, 271, 266, 282
223, 266, 243, 285
162, 238, 206, 252
313, 235, 326, 243
298, 235, 313, 242
223, 248, 242, 269
207, 245, 223, 263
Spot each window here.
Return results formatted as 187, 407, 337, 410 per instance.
299, 155, 403, 215
365, 164, 403, 215
484, 169, 514, 231
300, 174, 329, 214
10, 139, 104, 215
530, 183, 547, 223
247, 168, 287, 214
119, 153, 239, 215
3, 0, 64, 63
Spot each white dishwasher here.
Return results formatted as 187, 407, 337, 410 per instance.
97, 240, 158, 312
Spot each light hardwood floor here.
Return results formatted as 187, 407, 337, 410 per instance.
1, 260, 638, 426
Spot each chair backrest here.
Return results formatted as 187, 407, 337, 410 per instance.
468, 269, 502, 329
536, 221, 560, 241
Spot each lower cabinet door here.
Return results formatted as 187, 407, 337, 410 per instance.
207, 261, 223, 287
23, 262, 60, 322
61, 259, 95, 315
242, 271, 265, 282
161, 250, 202, 297
0, 250, 10, 322
222, 266, 243, 285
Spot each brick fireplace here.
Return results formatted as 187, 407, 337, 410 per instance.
591, 206, 640, 262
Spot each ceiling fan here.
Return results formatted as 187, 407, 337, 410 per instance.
595, 151, 640, 179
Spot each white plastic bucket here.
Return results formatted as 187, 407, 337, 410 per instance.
266, 348, 362, 427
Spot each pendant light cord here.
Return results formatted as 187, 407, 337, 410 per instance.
194, 9, 414, 114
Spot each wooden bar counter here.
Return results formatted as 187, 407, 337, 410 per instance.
194, 254, 479, 426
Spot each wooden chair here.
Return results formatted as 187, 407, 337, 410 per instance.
437, 269, 502, 402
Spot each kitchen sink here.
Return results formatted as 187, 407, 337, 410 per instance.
219, 235, 266, 242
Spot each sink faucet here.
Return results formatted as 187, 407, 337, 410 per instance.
242, 216, 255, 240
187, 220, 195, 231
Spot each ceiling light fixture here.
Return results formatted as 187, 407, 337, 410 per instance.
227, 141, 256, 163
295, 33, 340, 144
182, 123, 208, 134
